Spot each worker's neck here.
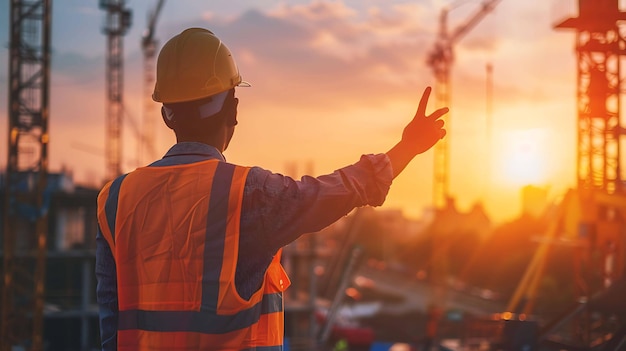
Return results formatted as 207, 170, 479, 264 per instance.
176, 135, 225, 153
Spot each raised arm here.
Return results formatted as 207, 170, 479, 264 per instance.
386, 86, 448, 178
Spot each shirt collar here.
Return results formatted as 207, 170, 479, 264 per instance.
162, 142, 226, 162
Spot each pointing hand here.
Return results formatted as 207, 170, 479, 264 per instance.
401, 86, 448, 156
386, 86, 448, 178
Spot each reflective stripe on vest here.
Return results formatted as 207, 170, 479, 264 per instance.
97, 160, 290, 350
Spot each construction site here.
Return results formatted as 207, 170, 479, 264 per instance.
1, 0, 625, 350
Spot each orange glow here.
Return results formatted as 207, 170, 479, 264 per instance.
0, 1, 580, 227
495, 129, 549, 187
345, 287, 362, 300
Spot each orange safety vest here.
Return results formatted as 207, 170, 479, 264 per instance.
97, 160, 291, 350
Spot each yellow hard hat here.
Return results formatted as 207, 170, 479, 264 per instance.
152, 28, 250, 104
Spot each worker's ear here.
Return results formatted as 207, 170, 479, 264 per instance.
226, 113, 238, 127
162, 106, 175, 130
225, 97, 239, 127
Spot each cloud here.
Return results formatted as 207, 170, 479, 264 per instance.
184, 3, 442, 115
0, 0, 581, 221
155, 0, 487, 116
267, 1, 434, 58
52, 51, 103, 87
270, 0, 357, 23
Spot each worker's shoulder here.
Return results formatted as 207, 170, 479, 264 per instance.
96, 172, 129, 205
245, 165, 281, 180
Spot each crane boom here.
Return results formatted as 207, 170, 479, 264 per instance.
427, 0, 500, 209
142, 0, 164, 49
450, 0, 501, 44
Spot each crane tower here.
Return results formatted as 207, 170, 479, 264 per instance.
424, 2, 500, 345
555, 0, 626, 295
140, 0, 165, 165
99, 0, 132, 181
556, 0, 625, 194
1, 1, 51, 350
427, 0, 501, 209
554, 0, 626, 331
503, 2, 626, 346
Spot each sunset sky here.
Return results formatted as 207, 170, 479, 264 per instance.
0, 0, 589, 223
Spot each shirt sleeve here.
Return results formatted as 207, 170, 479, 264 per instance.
95, 225, 118, 351
241, 153, 393, 253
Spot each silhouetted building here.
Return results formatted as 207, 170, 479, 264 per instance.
1, 171, 100, 350
521, 185, 548, 219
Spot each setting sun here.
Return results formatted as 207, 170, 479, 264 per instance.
495, 129, 549, 187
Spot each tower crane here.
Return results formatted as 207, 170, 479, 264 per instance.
427, 0, 501, 209
139, 0, 165, 165
508, 0, 626, 316
1, 1, 51, 350
99, 0, 132, 181
424, 1, 500, 345
499, 2, 626, 348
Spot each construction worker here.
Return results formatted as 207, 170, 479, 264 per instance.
95, 27, 447, 351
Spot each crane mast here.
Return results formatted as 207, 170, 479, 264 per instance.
140, 0, 165, 165
556, 0, 625, 195
1, 1, 51, 350
424, 2, 500, 345
498, 3, 626, 348
507, 0, 626, 329
99, 0, 132, 181
427, 0, 501, 209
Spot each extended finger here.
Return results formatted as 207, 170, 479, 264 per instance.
428, 107, 449, 120
416, 87, 432, 117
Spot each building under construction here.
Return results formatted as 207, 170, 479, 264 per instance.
1, 0, 626, 350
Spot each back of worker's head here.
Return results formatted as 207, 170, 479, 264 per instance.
152, 28, 249, 131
